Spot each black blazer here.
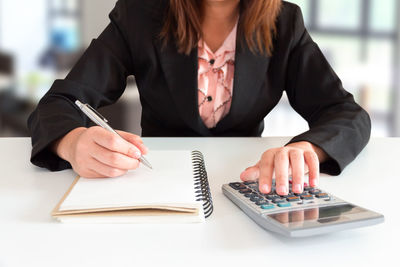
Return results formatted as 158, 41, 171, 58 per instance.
28, 0, 371, 174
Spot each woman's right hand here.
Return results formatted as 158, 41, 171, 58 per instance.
53, 127, 148, 178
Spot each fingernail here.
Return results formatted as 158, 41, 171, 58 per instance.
277, 185, 287, 195
128, 148, 141, 159
260, 184, 270, 193
293, 184, 301, 193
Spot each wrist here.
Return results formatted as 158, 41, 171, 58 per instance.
53, 127, 87, 161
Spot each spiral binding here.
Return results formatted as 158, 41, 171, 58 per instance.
191, 151, 213, 218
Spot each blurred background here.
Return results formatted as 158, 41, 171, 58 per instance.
0, 0, 399, 137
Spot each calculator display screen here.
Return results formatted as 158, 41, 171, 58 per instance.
268, 204, 368, 229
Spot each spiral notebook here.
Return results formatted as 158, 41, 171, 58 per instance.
52, 151, 213, 223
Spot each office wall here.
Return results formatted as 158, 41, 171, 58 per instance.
394, 0, 400, 136
81, 0, 117, 45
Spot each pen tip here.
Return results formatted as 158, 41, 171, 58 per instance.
140, 157, 153, 170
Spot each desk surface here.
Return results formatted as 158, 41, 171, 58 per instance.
0, 137, 398, 267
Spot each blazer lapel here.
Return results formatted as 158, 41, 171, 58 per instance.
215, 39, 271, 133
155, 41, 212, 136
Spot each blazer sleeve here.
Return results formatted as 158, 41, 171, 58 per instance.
284, 6, 371, 175
27, 0, 134, 171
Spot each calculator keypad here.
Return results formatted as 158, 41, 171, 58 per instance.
229, 181, 333, 212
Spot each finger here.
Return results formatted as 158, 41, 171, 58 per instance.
117, 131, 148, 155
240, 162, 260, 181
289, 149, 304, 194
90, 127, 142, 159
258, 151, 275, 194
89, 143, 140, 170
89, 157, 128, 178
133, 140, 148, 155
304, 151, 319, 187
274, 149, 289, 195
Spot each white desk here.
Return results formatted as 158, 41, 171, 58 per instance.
0, 137, 398, 267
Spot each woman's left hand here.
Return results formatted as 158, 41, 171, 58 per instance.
240, 141, 328, 196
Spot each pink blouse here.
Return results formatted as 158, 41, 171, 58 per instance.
198, 22, 237, 128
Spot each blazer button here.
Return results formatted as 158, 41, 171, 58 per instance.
209, 59, 215, 65
207, 96, 213, 102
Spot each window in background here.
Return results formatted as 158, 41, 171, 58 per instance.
266, 0, 399, 137
0, 0, 84, 137
48, 0, 81, 53
370, 0, 396, 32
318, 0, 362, 30
288, 0, 310, 25
30, 0, 83, 101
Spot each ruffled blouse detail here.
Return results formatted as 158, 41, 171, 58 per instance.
197, 22, 237, 128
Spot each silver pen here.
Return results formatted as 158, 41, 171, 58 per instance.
75, 100, 152, 170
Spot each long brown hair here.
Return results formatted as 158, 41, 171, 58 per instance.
160, 0, 282, 56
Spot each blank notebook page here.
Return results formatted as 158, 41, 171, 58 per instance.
59, 151, 199, 211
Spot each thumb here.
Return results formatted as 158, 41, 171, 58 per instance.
240, 161, 260, 182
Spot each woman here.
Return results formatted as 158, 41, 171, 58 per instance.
28, 0, 371, 196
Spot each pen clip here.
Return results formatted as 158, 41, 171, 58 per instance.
85, 104, 108, 123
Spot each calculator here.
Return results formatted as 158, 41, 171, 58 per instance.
222, 180, 384, 237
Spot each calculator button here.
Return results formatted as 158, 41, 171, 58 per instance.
316, 193, 329, 198
243, 181, 257, 185
250, 196, 262, 202
239, 188, 252, 194
309, 189, 322, 195
244, 193, 252, 198
277, 202, 291, 208
256, 200, 270, 206
247, 184, 259, 190
229, 183, 246, 190
286, 196, 301, 202
266, 194, 280, 200
273, 198, 285, 204
300, 194, 314, 200
261, 204, 275, 210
